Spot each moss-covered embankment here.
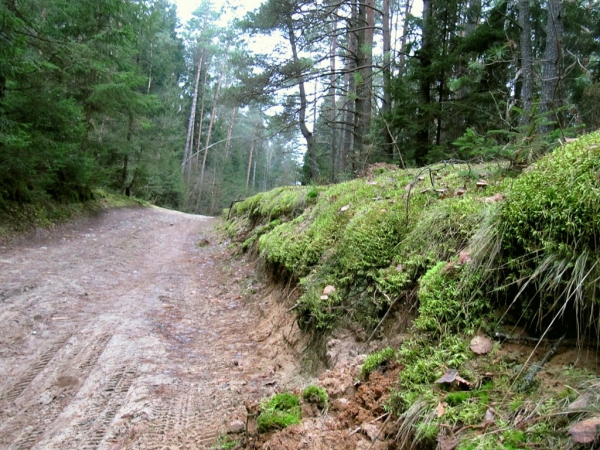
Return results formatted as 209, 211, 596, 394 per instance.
225, 132, 600, 449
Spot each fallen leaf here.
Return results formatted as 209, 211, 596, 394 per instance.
569, 394, 589, 410
483, 408, 495, 424
458, 250, 472, 265
568, 416, 600, 443
483, 193, 504, 203
340, 204, 350, 212
436, 368, 471, 388
323, 285, 336, 295
436, 369, 459, 384
436, 401, 446, 418
470, 336, 494, 355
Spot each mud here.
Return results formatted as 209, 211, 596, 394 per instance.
0, 207, 303, 450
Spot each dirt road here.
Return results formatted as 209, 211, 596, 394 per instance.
0, 207, 296, 449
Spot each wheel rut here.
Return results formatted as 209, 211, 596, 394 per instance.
0, 208, 301, 450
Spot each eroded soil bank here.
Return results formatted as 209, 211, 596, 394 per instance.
0, 207, 305, 449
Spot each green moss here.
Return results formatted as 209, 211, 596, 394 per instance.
302, 385, 328, 408
256, 393, 301, 433
414, 261, 489, 337
474, 131, 600, 334
361, 347, 396, 379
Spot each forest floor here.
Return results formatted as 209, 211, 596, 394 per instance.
0, 207, 313, 450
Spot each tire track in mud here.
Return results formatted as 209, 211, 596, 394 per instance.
7, 334, 113, 450
72, 364, 137, 450
0, 208, 301, 450
0, 335, 71, 405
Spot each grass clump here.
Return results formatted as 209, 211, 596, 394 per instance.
302, 385, 328, 408
361, 347, 397, 379
256, 393, 301, 433
471, 131, 600, 336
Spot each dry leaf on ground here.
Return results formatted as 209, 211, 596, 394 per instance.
470, 336, 494, 355
568, 416, 600, 443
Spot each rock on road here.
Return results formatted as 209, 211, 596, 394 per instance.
0, 207, 292, 449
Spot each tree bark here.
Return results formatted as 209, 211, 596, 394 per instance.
246, 139, 255, 192
329, 28, 338, 182
539, 0, 563, 135
286, 18, 317, 181
381, 0, 394, 160
353, 0, 374, 172
182, 49, 204, 175
198, 73, 223, 206
518, 0, 534, 128
415, 0, 432, 166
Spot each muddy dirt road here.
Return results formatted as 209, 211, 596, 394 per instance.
0, 207, 296, 449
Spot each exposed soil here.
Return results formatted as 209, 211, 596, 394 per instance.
0, 207, 306, 450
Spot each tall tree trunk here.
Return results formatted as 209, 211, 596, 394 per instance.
246, 139, 255, 192
341, 0, 358, 175
518, 0, 534, 128
198, 73, 223, 206
381, 0, 394, 160
193, 66, 210, 168
182, 49, 204, 174
329, 29, 338, 182
397, 0, 412, 78
286, 19, 317, 181
415, 0, 432, 166
353, 0, 374, 172
224, 107, 237, 161
539, 0, 563, 135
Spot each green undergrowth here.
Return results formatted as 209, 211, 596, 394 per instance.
470, 131, 600, 338
227, 162, 507, 331
0, 188, 147, 242
256, 392, 302, 432
382, 333, 600, 449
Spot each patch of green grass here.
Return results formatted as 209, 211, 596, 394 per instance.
256, 393, 301, 433
302, 385, 328, 408
211, 434, 238, 450
361, 347, 396, 379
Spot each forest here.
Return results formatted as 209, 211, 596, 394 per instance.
1, 0, 599, 215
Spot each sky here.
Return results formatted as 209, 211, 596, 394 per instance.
173, 0, 265, 26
